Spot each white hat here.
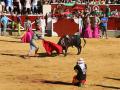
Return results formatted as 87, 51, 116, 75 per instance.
77, 58, 84, 64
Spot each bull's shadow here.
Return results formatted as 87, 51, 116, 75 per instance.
38, 52, 58, 57
40, 80, 73, 86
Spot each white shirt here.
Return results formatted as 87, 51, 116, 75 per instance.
25, 0, 31, 8
32, 0, 38, 6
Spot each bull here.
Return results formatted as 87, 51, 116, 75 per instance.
58, 35, 86, 56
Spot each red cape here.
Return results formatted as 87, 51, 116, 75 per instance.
42, 40, 63, 55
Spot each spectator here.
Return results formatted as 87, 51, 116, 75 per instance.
0, 13, 9, 36
100, 13, 108, 39
6, 0, 14, 13
40, 14, 46, 38
25, 0, 31, 14
32, 0, 38, 14
105, 5, 111, 17
16, 14, 22, 35
1, 0, 5, 12
24, 16, 32, 31
13, 0, 22, 14
35, 16, 42, 31
0, 12, 1, 35
78, 15, 83, 35
10, 14, 15, 35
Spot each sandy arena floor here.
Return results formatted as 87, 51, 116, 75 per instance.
0, 36, 120, 90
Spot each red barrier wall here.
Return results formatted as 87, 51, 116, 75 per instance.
7, 15, 120, 31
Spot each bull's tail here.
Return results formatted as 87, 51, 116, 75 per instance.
82, 37, 86, 48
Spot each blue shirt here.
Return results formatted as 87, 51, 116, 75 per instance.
6, 0, 13, 6
1, 16, 9, 25
101, 17, 108, 26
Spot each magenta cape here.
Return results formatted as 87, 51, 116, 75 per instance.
92, 26, 100, 38
42, 40, 63, 55
84, 25, 92, 38
21, 28, 34, 43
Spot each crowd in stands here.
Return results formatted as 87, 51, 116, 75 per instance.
0, 0, 120, 15
0, 0, 120, 39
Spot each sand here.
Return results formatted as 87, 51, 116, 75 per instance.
0, 36, 120, 90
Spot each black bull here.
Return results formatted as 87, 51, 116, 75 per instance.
58, 35, 86, 56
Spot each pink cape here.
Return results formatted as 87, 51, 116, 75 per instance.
42, 40, 63, 55
84, 24, 92, 38
21, 28, 34, 43
92, 26, 100, 38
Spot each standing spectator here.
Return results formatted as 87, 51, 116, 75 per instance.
0, 13, 9, 36
105, 5, 111, 17
72, 58, 87, 87
18, 0, 22, 14
25, 0, 31, 14
0, 12, 1, 35
78, 15, 83, 35
10, 14, 15, 35
40, 14, 46, 38
24, 16, 32, 31
35, 16, 42, 31
13, 0, 22, 14
32, 0, 38, 14
100, 13, 108, 39
20, 0, 25, 15
6, 0, 13, 13
66, 0, 72, 3
16, 14, 22, 36
37, 0, 43, 14
1, 0, 5, 12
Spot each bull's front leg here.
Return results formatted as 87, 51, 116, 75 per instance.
63, 47, 68, 56
77, 45, 82, 55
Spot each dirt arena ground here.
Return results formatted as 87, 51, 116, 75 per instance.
0, 36, 120, 90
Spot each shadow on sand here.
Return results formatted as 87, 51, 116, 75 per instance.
104, 77, 120, 81
0, 53, 26, 59
40, 80, 73, 86
0, 39, 21, 43
95, 84, 120, 89
0, 52, 59, 59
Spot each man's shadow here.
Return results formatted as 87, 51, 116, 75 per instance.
0, 52, 59, 59
104, 77, 120, 81
0, 53, 26, 59
40, 80, 73, 86
95, 76, 120, 89
95, 84, 120, 89
0, 40, 21, 43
